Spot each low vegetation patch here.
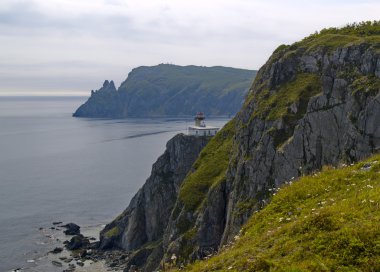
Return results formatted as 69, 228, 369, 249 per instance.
181, 154, 380, 271
104, 226, 121, 238
351, 75, 380, 96
250, 73, 322, 121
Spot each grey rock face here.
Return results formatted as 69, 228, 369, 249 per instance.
99, 134, 210, 270
161, 42, 380, 264
215, 43, 380, 246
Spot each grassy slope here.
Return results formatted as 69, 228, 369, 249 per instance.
180, 154, 380, 272
287, 21, 380, 52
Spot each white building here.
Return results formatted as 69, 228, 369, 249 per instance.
188, 112, 219, 136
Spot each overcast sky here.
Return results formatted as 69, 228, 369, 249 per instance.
0, 0, 379, 96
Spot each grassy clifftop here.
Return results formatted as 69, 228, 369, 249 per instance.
275, 21, 380, 54
177, 154, 380, 271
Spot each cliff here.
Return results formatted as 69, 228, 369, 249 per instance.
99, 134, 210, 271
153, 23, 380, 268
73, 64, 257, 118
100, 22, 380, 271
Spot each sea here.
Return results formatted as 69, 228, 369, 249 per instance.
0, 96, 229, 271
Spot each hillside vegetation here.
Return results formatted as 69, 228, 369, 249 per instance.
179, 154, 380, 272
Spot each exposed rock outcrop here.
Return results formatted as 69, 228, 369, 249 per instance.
73, 80, 121, 118
99, 134, 210, 270
63, 223, 81, 236
73, 64, 257, 118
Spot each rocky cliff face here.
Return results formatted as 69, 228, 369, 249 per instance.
100, 25, 380, 271
160, 30, 380, 266
73, 64, 257, 118
99, 134, 210, 271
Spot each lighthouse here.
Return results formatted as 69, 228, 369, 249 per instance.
188, 112, 219, 136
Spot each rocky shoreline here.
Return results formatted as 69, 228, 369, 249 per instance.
12, 222, 125, 272
54, 222, 133, 272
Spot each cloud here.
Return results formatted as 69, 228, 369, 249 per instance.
0, 0, 379, 95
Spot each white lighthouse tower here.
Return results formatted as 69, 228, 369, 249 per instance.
188, 112, 219, 136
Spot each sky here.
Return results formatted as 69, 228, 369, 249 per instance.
0, 0, 379, 96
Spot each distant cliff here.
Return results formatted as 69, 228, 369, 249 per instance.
73, 64, 257, 118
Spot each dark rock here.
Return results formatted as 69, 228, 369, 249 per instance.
63, 223, 80, 235
79, 249, 87, 258
109, 261, 118, 267
49, 247, 63, 254
51, 260, 62, 267
361, 163, 372, 171
65, 235, 89, 250
88, 241, 100, 250
52, 221, 62, 225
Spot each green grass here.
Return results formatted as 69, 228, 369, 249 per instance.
250, 73, 322, 121
351, 75, 380, 96
178, 119, 236, 212
104, 226, 121, 238
294, 21, 380, 52
180, 153, 380, 272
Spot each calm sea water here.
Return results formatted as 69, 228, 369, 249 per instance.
0, 96, 228, 271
